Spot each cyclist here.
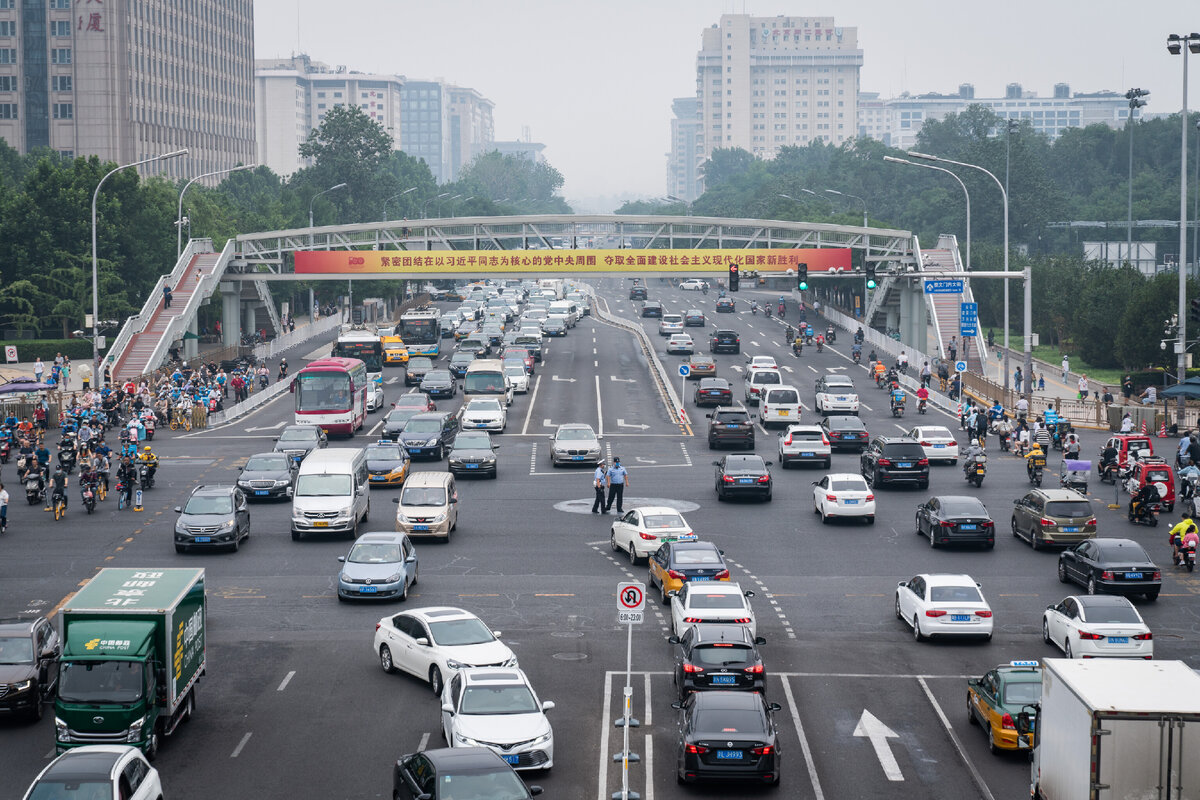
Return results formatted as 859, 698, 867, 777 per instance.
48, 465, 68, 513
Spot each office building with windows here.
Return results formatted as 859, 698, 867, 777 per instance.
446, 86, 494, 181
0, 0, 254, 178
666, 96, 702, 201
399, 80, 450, 182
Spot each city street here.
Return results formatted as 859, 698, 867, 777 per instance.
3, 278, 1198, 800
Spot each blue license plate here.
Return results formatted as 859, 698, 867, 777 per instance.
689, 576, 712, 581
359, 586, 378, 594
194, 536, 211, 543
502, 754, 520, 765
716, 750, 743, 760
844, 499, 858, 505
933, 444, 946, 448
371, 476, 385, 481
465, 463, 479, 469
1125, 572, 1144, 580
726, 424, 740, 429
897, 462, 912, 468
1108, 636, 1130, 644
1063, 526, 1079, 532
950, 614, 971, 622
800, 452, 814, 457
836, 397, 847, 402
738, 478, 753, 484
960, 524, 977, 530
475, 423, 489, 428
712, 675, 738, 685
255, 490, 269, 495
572, 455, 586, 461
413, 525, 429, 531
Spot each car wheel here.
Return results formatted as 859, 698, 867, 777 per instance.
820, 507, 828, 525
919, 480, 929, 490
661, 581, 670, 605
967, 695, 978, 726
1042, 619, 1053, 644
379, 645, 396, 674
175, 544, 186, 554
823, 459, 831, 469
398, 576, 408, 602
1087, 576, 1097, 595
145, 730, 159, 762
913, 615, 924, 642
915, 516, 923, 536
1058, 562, 1069, 583
610, 531, 620, 552
987, 725, 1000, 755
929, 528, 938, 549
30, 690, 44, 721
1064, 640, 1073, 659
894, 596, 903, 620
866, 516, 875, 525
628, 542, 639, 566
1011, 517, 1020, 538
429, 666, 444, 695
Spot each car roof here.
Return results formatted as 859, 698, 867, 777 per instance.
931, 495, 988, 510
282, 423, 321, 432
409, 411, 449, 421
824, 415, 865, 426
419, 746, 512, 770
764, 384, 799, 393
712, 405, 749, 413
43, 747, 128, 780
0, 617, 38, 635
919, 573, 979, 587
691, 690, 764, 710
557, 423, 596, 433
688, 581, 744, 594
630, 506, 683, 516
913, 426, 953, 436
723, 454, 766, 465
405, 606, 478, 623
699, 378, 729, 387
1073, 594, 1136, 607
1029, 488, 1089, 501
826, 473, 868, 482
786, 424, 825, 433
356, 532, 407, 545
190, 484, 235, 497
668, 540, 721, 554
877, 436, 920, 445
692, 624, 754, 645
822, 374, 853, 384
459, 667, 529, 686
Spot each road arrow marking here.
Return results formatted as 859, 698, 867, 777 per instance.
634, 457, 657, 463
611, 375, 636, 383
853, 710, 903, 782
730, 365, 743, 373
543, 418, 556, 428
552, 375, 577, 383
782, 366, 794, 373
617, 419, 650, 430
827, 366, 847, 372
245, 421, 287, 432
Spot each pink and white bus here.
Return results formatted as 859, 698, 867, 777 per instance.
291, 357, 368, 435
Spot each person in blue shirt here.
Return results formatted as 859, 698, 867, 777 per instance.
604, 457, 630, 514
989, 400, 1005, 422
890, 385, 907, 413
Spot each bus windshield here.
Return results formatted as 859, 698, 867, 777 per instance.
400, 317, 438, 345
464, 371, 506, 396
296, 372, 352, 412
332, 340, 382, 372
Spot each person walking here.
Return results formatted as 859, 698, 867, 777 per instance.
0, 482, 8, 532
77, 361, 92, 391
591, 461, 609, 514
33, 357, 44, 384
1061, 355, 1070, 381
1014, 366, 1023, 394
1121, 374, 1134, 400
947, 336, 957, 362
1037, 373, 1045, 392
604, 457, 629, 514
1077, 374, 1089, 400
162, 284, 173, 309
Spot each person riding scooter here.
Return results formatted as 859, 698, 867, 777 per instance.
1169, 514, 1199, 565
1129, 482, 1164, 524
890, 384, 907, 416
1025, 442, 1047, 482
851, 342, 862, 363
916, 384, 930, 414
815, 333, 824, 353
137, 445, 158, 489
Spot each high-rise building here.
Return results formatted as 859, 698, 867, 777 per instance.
667, 97, 702, 202
696, 14, 862, 168
0, 0, 254, 179
400, 80, 450, 182
447, 86, 494, 181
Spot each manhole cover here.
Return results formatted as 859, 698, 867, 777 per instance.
554, 497, 701, 515
553, 652, 588, 661
551, 632, 585, 638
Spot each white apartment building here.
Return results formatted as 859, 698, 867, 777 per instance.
0, 0, 254, 179
666, 97, 702, 202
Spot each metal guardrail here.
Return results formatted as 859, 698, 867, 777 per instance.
592, 294, 683, 425
206, 378, 291, 427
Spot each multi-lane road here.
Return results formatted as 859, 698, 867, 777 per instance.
3, 277, 1198, 800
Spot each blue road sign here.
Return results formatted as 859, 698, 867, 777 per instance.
955, 360, 967, 373
678, 364, 691, 377
924, 279, 964, 294
960, 302, 978, 337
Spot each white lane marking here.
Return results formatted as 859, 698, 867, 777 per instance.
782, 365, 794, 373
781, 676, 825, 800
751, 341, 760, 347
276, 671, 295, 692
644, 733, 655, 800
368, 419, 383, 436
529, 443, 538, 475
894, 424, 908, 434
418, 732, 431, 752
807, 365, 818, 373
861, 402, 873, 411
772, 341, 781, 347
521, 374, 542, 435
853, 710, 904, 782
230, 732, 252, 758
596, 671, 614, 800
595, 375, 604, 438
643, 672, 653, 728
594, 347, 598, 355
919, 678, 997, 800
594, 360, 598, 367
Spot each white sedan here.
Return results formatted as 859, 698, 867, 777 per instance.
504, 365, 530, 393
779, 424, 832, 469
812, 473, 875, 524
669, 581, 757, 637
666, 333, 695, 354
374, 607, 518, 695
907, 425, 961, 464
610, 507, 694, 563
679, 279, 708, 291
441, 667, 555, 771
368, 381, 386, 412
462, 398, 507, 431
747, 355, 778, 371
1042, 595, 1154, 659
22, 746, 162, 800
814, 375, 860, 415
895, 573, 994, 641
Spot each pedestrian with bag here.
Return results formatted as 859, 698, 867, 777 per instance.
591, 461, 609, 514
605, 457, 630, 514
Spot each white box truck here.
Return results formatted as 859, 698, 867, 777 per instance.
1028, 659, 1200, 800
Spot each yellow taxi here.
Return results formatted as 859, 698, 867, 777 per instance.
364, 441, 411, 486
966, 660, 1042, 753
646, 538, 730, 604
381, 336, 409, 365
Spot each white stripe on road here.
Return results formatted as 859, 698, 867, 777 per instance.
595, 375, 604, 438
643, 672, 653, 726
521, 375, 542, 435
781, 677, 825, 800
644, 733, 655, 800
276, 671, 295, 692
807, 365, 818, 373
596, 671, 614, 800
417, 732, 430, 752
368, 419, 383, 436
230, 732, 252, 758
919, 677, 997, 800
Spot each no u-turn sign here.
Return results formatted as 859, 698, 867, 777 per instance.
617, 581, 645, 624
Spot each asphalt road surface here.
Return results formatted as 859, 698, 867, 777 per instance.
3, 278, 1198, 800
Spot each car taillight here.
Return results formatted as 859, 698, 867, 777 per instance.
1152, 571, 1162, 580
866, 494, 874, 501
925, 610, 947, 617
1078, 632, 1104, 640
684, 617, 705, 624
1101, 570, 1114, 580
1086, 518, 1097, 526
822, 435, 830, 445
639, 532, 657, 540
983, 520, 995, 528
686, 743, 709, 754
1040, 518, 1055, 527
668, 570, 686, 580
744, 664, 764, 674
722, 475, 736, 483
974, 610, 992, 618
920, 441, 931, 447
1001, 713, 1015, 730
751, 745, 774, 755
784, 434, 792, 445
715, 569, 730, 579
682, 663, 704, 673
375, 623, 381, 631
757, 475, 770, 483
731, 617, 751, 623
826, 494, 838, 502
1134, 633, 1153, 640
940, 521, 955, 528
918, 458, 929, 466
877, 458, 892, 466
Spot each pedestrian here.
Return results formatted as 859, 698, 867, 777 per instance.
1061, 355, 1069, 381
604, 457, 629, 514
289, 316, 296, 333
987, 329, 995, 349
103, 362, 112, 387
1101, 386, 1114, 405
947, 336, 957, 362
33, 357, 44, 384
1037, 373, 1045, 392
1014, 366, 1023, 394
163, 284, 173, 308
77, 360, 92, 391
214, 320, 221, 339
0, 482, 7, 532
591, 461, 609, 514
1121, 374, 1134, 400
1015, 395, 1029, 420
1120, 412, 1133, 433
1078, 374, 1089, 401
61, 358, 69, 389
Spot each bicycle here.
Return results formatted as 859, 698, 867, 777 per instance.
97, 480, 107, 502
52, 491, 66, 521
117, 482, 131, 510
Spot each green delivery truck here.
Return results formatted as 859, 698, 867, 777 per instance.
54, 568, 205, 760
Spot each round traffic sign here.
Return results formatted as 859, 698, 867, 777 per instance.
618, 583, 645, 611
955, 360, 967, 373
678, 364, 691, 377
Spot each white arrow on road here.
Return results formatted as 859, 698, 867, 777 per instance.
543, 418, 556, 428
853, 710, 903, 782
610, 375, 636, 383
552, 375, 577, 383
616, 419, 650, 430
245, 421, 287, 432
634, 457, 657, 463
826, 366, 847, 372
782, 365, 794, 373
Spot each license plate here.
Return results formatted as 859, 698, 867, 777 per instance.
836, 396, 847, 402
712, 675, 738, 685
1062, 526, 1079, 532
1125, 572, 1144, 580
844, 499, 858, 505
255, 490, 269, 495
738, 478, 753, 484
689, 576, 712, 582
475, 423, 489, 428
1108, 636, 1130, 644
800, 452, 814, 457
933, 444, 946, 449
716, 750, 743, 760
572, 455, 586, 461
726, 424, 740, 429
465, 463, 479, 469
413, 525, 430, 531
194, 536, 211, 543
779, 409, 789, 415
960, 524, 977, 530
359, 586, 378, 594
502, 755, 520, 765
313, 521, 329, 528
896, 462, 912, 468
950, 614, 971, 622
371, 476, 385, 481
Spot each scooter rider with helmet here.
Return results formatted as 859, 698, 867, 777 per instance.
137, 444, 158, 488
1169, 514, 1199, 564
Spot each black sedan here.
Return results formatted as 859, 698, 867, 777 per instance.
685, 309, 706, 327
236, 452, 296, 499
915, 495, 995, 549
420, 369, 457, 399
382, 407, 421, 441
820, 415, 869, 452
542, 318, 567, 337
669, 624, 767, 700
447, 430, 498, 478
694, 378, 733, 407
404, 357, 434, 386
714, 454, 773, 502
715, 297, 736, 313
1057, 538, 1162, 601
273, 424, 327, 464
447, 351, 475, 378
0, 616, 59, 720
673, 691, 782, 786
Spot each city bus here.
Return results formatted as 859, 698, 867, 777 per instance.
291, 357, 368, 435
398, 309, 441, 357
332, 326, 384, 383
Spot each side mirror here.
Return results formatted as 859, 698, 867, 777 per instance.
392, 497, 401, 504
744, 590, 755, 598
541, 701, 555, 711
1016, 711, 1033, 735
763, 461, 773, 467
666, 590, 678, 598
711, 461, 720, 466
670, 701, 683, 710
667, 635, 681, 644
441, 703, 454, 714
768, 702, 783, 712
273, 437, 279, 443
337, 556, 346, 563
754, 636, 767, 645
597, 434, 604, 440
529, 788, 544, 797
415, 637, 429, 646
173, 506, 182, 513
897, 581, 908, 588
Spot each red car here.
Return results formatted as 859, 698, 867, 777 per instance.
1125, 456, 1176, 511
502, 347, 535, 374
1101, 434, 1154, 468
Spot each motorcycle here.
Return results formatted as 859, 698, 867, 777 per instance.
764, 305, 773, 319
825, 327, 836, 344
751, 303, 758, 316
785, 327, 796, 344
138, 462, 155, 490
1181, 472, 1200, 515
792, 339, 803, 356
918, 398, 928, 415
852, 350, 861, 364
1179, 542, 1197, 572
258, 374, 269, 390
1099, 459, 1121, 485
1128, 499, 1161, 527
142, 414, 156, 441
1027, 454, 1047, 487
816, 340, 824, 353
875, 371, 887, 390
0, 438, 10, 463
963, 454, 987, 487
778, 303, 785, 318
890, 398, 905, 418
24, 472, 44, 505
16, 454, 30, 481
58, 447, 77, 474
82, 482, 97, 514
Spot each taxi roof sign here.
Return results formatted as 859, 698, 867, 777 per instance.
1009, 660, 1039, 668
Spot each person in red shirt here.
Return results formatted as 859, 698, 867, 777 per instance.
916, 385, 930, 414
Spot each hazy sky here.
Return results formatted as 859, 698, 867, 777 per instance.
255, 0, 1200, 206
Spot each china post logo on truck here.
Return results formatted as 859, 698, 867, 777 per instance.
174, 607, 203, 680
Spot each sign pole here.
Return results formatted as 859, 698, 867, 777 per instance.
613, 582, 645, 800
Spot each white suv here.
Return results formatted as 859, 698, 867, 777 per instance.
658, 314, 684, 336
814, 374, 860, 415
759, 385, 802, 427
778, 424, 832, 469
679, 279, 708, 291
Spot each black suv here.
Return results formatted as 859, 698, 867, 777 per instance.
397, 411, 461, 460
668, 624, 767, 699
174, 484, 251, 552
860, 436, 929, 489
0, 616, 59, 720
630, 285, 648, 300
641, 300, 663, 318
706, 405, 754, 449
709, 329, 740, 354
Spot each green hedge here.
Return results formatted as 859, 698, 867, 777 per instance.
0, 339, 94, 363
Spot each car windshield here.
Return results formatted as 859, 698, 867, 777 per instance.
295, 474, 352, 497
1095, 542, 1148, 562
460, 685, 539, 715
1046, 501, 1093, 518
929, 586, 984, 603
26, 780, 115, 800
941, 500, 987, 516
428, 618, 494, 646
1003, 681, 1041, 705
1082, 603, 1142, 624
829, 418, 865, 430
279, 429, 317, 442
429, 770, 529, 800
883, 445, 925, 459
395, 396, 430, 409
183, 495, 233, 514
58, 660, 144, 704
923, 427, 953, 439
504, 367, 525, 379
831, 479, 867, 492
713, 412, 748, 423
244, 456, 287, 471
366, 445, 404, 460
672, 548, 723, 566
0, 636, 33, 663
693, 645, 751, 667
643, 514, 686, 529
556, 428, 595, 441
792, 430, 824, 440
401, 487, 446, 506
825, 379, 853, 389
467, 399, 502, 413
404, 419, 442, 434
423, 371, 451, 382
693, 709, 765, 734
387, 409, 419, 424
751, 372, 781, 385
688, 593, 745, 609
348, 542, 402, 563
455, 434, 492, 450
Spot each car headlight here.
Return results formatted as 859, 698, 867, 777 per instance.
445, 659, 466, 670
175, 524, 187, 534
385, 573, 403, 583
501, 655, 519, 668
275, 479, 291, 487
430, 512, 447, 523
236, 480, 251, 488
222, 520, 236, 529
55, 717, 69, 741
425, 438, 440, 447
529, 732, 552, 747
10, 679, 32, 693
454, 732, 483, 747
127, 715, 147, 742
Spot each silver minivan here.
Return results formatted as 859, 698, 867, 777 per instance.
393, 472, 458, 540
290, 448, 370, 541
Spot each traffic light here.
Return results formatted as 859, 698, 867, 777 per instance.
728, 262, 740, 292
866, 263, 877, 290
1190, 297, 1200, 322
797, 262, 808, 291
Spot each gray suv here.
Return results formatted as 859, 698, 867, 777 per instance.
174, 485, 251, 553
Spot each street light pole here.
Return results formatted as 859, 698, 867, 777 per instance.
92, 148, 188, 373
177, 163, 257, 260
423, 192, 450, 219
825, 189, 870, 314
1167, 33, 1200, 420
309, 182, 348, 317
1124, 89, 1150, 266
884, 157, 971, 273
382, 186, 417, 222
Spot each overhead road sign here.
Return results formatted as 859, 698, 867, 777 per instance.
924, 279, 964, 294
960, 302, 978, 337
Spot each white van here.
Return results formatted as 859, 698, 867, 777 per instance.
548, 300, 579, 328
760, 385, 802, 427
290, 448, 370, 541
744, 367, 783, 405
